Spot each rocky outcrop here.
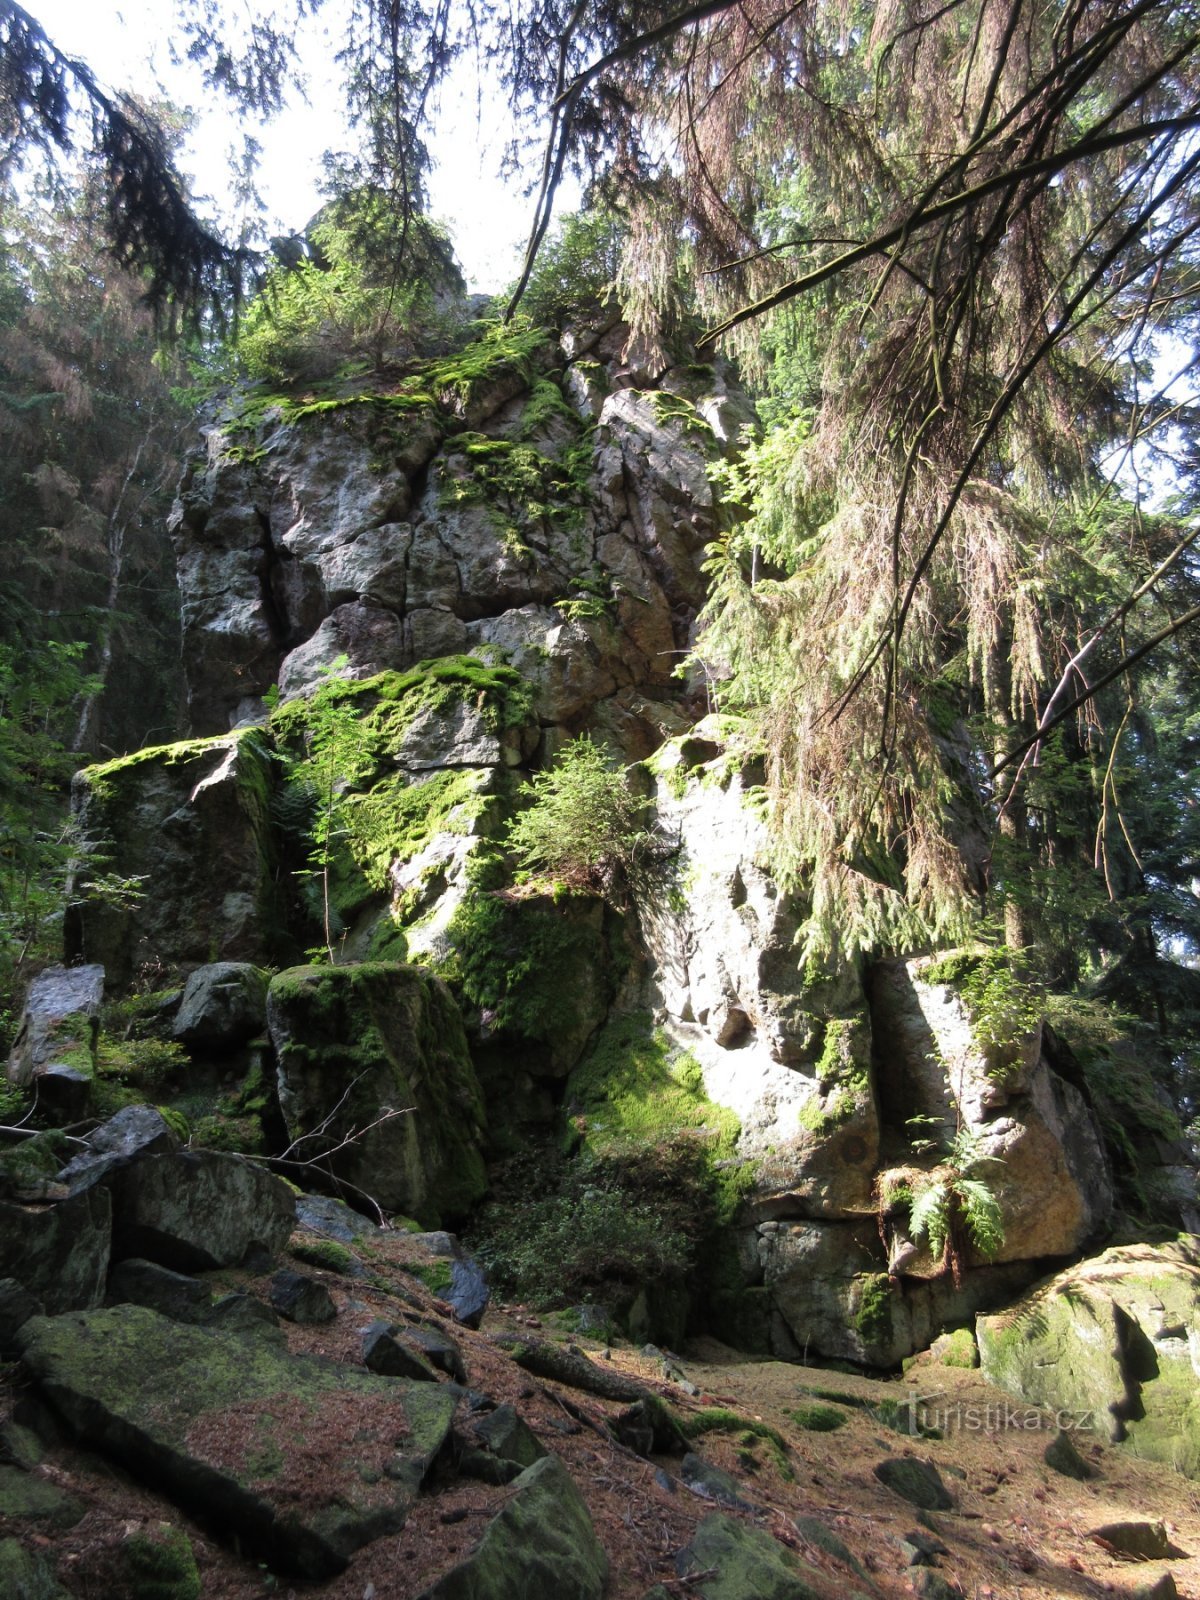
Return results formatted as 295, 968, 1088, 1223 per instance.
64, 730, 279, 988
268, 962, 487, 1223
170, 319, 735, 744
872, 958, 1114, 1266
977, 1240, 1200, 1477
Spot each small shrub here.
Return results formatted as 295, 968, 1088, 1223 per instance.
504, 737, 651, 895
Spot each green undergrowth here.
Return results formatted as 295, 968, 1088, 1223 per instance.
683, 1408, 793, 1479
921, 948, 1042, 1073
789, 1402, 849, 1432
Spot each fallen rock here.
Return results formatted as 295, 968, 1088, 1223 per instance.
462, 1403, 547, 1485
1043, 1428, 1097, 1480
1134, 1575, 1179, 1600
411, 1231, 489, 1327
415, 1454, 607, 1600
792, 1515, 870, 1580
58, 1105, 181, 1195
295, 1192, 382, 1243
675, 1511, 830, 1600
680, 1453, 757, 1511
977, 1240, 1200, 1476
107, 1258, 211, 1322
873, 1457, 954, 1511
363, 1322, 438, 1382
173, 962, 268, 1048
17, 1304, 457, 1578
110, 1150, 295, 1271
0, 1188, 111, 1313
402, 1324, 466, 1383
6, 964, 105, 1117
268, 1269, 336, 1324
1089, 1521, 1187, 1559
0, 1278, 44, 1358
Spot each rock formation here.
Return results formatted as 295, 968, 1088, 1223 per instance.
21, 308, 1195, 1380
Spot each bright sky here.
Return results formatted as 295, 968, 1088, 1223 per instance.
29, 0, 572, 292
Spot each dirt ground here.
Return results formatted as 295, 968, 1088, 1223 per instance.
4, 1241, 1199, 1600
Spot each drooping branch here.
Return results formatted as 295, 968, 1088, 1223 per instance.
0, 0, 254, 324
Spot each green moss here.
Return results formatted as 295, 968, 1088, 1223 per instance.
683, 1408, 793, 1478
567, 1011, 752, 1221
119, 1524, 201, 1600
853, 1273, 895, 1345
267, 962, 486, 1224
446, 877, 610, 1048
936, 1327, 979, 1368
345, 767, 493, 892
0, 1129, 68, 1187
290, 1238, 356, 1275
816, 1018, 868, 1096
81, 730, 258, 800
789, 1403, 849, 1432
409, 1258, 453, 1294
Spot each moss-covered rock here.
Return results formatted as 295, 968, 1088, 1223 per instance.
268, 962, 486, 1224
17, 1304, 458, 1578
674, 1512, 832, 1600
0, 1188, 111, 1314
0, 1463, 86, 1529
66, 730, 283, 986
0, 1536, 69, 1598
977, 1239, 1200, 1477
117, 1523, 201, 1600
416, 1454, 607, 1600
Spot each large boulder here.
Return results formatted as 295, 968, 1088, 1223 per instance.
6, 964, 105, 1118
977, 1240, 1200, 1477
57, 1104, 181, 1195
109, 1150, 296, 1271
268, 962, 487, 1223
64, 731, 280, 987
18, 1304, 457, 1577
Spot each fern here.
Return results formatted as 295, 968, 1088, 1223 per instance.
955, 1177, 1005, 1256
909, 1184, 951, 1259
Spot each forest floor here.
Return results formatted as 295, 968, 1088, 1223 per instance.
6, 1237, 1200, 1600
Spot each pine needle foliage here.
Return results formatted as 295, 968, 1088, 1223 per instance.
504, 736, 651, 897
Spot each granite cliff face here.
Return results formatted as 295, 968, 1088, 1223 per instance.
50, 310, 1195, 1366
